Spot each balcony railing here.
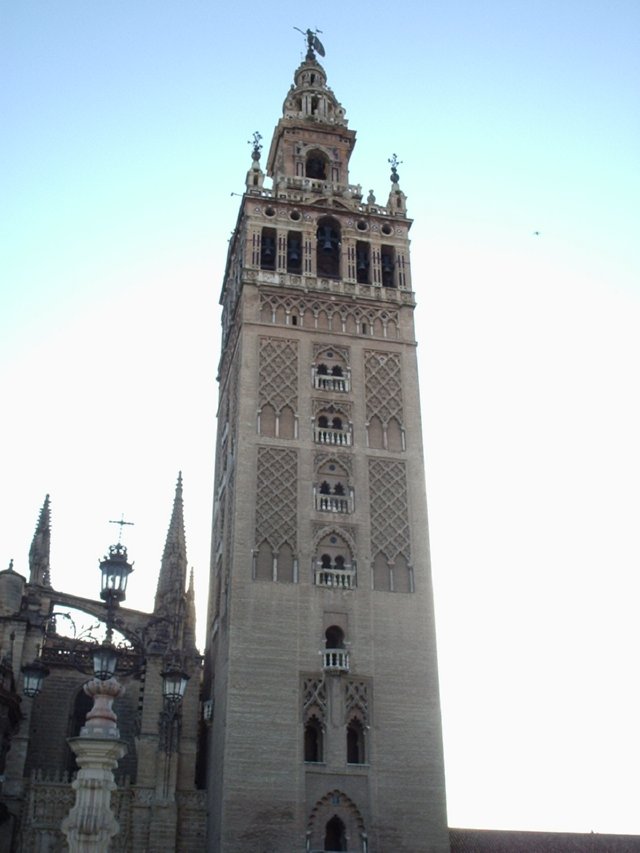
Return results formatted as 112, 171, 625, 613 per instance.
314, 566, 356, 589
314, 427, 351, 446
322, 648, 350, 672
313, 374, 349, 393
315, 493, 352, 514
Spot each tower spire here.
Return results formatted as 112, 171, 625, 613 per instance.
29, 494, 51, 587
154, 473, 189, 644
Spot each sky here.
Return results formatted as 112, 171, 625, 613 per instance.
2, 0, 640, 837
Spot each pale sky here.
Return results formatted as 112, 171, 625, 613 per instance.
2, 0, 639, 836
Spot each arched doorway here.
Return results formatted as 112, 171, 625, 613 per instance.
324, 815, 347, 851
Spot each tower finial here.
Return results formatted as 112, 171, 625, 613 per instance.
248, 131, 263, 164
388, 153, 402, 185
29, 494, 51, 587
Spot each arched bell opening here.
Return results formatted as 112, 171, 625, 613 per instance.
316, 217, 341, 278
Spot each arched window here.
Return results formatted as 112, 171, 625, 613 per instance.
287, 231, 302, 274
324, 815, 347, 851
278, 541, 295, 583
315, 411, 350, 446
333, 482, 345, 496
279, 405, 295, 440
325, 625, 345, 649
367, 415, 384, 450
380, 245, 396, 287
313, 350, 349, 392
319, 481, 331, 495
306, 151, 327, 179
304, 717, 323, 763
314, 533, 355, 588
255, 540, 273, 581
347, 719, 366, 764
373, 551, 391, 591
316, 217, 341, 278
356, 241, 370, 284
393, 553, 412, 593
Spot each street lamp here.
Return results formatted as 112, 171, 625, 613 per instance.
161, 661, 190, 704
99, 543, 133, 643
91, 642, 119, 681
21, 655, 50, 698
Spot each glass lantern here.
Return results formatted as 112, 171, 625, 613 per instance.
21, 658, 50, 698
99, 543, 133, 604
161, 662, 189, 703
92, 642, 119, 680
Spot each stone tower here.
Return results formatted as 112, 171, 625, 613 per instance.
204, 34, 449, 853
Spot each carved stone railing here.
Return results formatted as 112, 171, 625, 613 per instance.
314, 427, 351, 446
314, 567, 355, 589
313, 373, 349, 392
321, 649, 350, 673
315, 493, 352, 514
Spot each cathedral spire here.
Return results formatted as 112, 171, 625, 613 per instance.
29, 494, 51, 587
154, 473, 188, 629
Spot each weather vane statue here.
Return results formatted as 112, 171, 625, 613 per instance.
294, 26, 325, 60
248, 131, 263, 163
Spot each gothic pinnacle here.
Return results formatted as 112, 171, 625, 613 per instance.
29, 494, 51, 587
154, 473, 188, 620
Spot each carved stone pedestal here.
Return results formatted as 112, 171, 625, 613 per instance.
61, 677, 127, 852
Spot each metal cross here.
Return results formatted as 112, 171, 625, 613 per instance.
109, 514, 135, 543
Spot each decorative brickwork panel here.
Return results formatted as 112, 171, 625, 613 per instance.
364, 350, 404, 427
345, 680, 370, 726
368, 459, 411, 562
313, 451, 353, 477
258, 337, 298, 415
312, 524, 357, 551
302, 676, 327, 721
255, 447, 297, 551
259, 292, 400, 339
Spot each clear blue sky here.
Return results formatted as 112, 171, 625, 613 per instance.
2, 0, 639, 835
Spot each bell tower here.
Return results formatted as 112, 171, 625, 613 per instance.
204, 32, 449, 853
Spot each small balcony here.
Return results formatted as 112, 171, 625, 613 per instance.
314, 427, 351, 446
314, 566, 356, 589
322, 648, 350, 673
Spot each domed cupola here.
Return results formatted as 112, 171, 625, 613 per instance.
282, 59, 347, 127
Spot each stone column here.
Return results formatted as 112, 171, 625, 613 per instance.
61, 677, 127, 852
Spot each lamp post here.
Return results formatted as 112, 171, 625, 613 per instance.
22, 539, 191, 850
20, 655, 49, 699
60, 543, 134, 852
